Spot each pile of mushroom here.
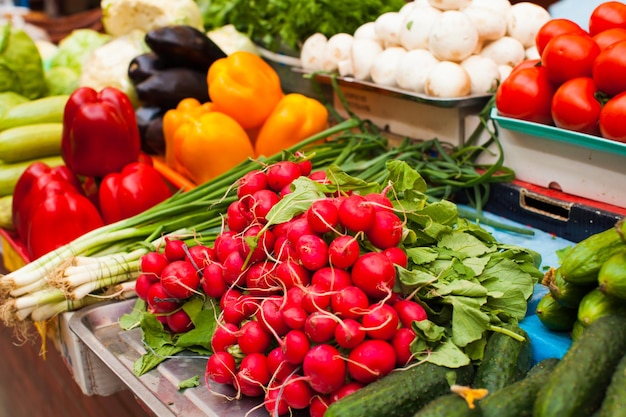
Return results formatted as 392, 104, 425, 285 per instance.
300, 0, 551, 98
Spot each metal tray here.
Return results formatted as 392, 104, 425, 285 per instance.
68, 299, 275, 417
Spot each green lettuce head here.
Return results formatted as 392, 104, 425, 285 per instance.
0, 23, 47, 99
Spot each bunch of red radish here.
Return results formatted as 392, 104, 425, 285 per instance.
134, 159, 428, 416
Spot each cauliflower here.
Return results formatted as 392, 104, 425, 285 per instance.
101, 0, 204, 37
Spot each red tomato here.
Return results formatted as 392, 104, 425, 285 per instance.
589, 1, 626, 36
535, 18, 587, 56
541, 33, 601, 85
551, 77, 602, 136
510, 58, 541, 74
593, 39, 626, 96
599, 92, 626, 142
593, 27, 626, 49
495, 65, 556, 125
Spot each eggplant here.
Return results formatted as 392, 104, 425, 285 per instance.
142, 116, 166, 155
135, 67, 210, 109
128, 52, 170, 85
145, 25, 227, 71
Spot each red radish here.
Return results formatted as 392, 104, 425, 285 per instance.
273, 235, 298, 261
257, 296, 290, 336
383, 247, 408, 268
221, 250, 246, 286
328, 235, 360, 269
206, 351, 237, 384
267, 346, 299, 381
222, 294, 257, 324
281, 305, 308, 330
140, 251, 169, 279
267, 161, 302, 192
238, 169, 268, 198
392, 327, 417, 366
334, 318, 366, 349
330, 381, 364, 403
296, 234, 329, 271
308, 170, 329, 183
331, 286, 369, 319
211, 322, 239, 352
240, 225, 276, 264
275, 259, 311, 289
364, 192, 394, 212
361, 303, 400, 340
393, 299, 428, 328
226, 200, 250, 232
279, 183, 294, 197
347, 339, 397, 383
185, 245, 215, 269
245, 261, 280, 296
303, 344, 347, 394
309, 395, 330, 417
201, 263, 227, 299
214, 230, 241, 263
219, 287, 242, 310
146, 281, 179, 313
248, 189, 281, 224
282, 374, 315, 409
338, 194, 376, 232
166, 309, 194, 333
135, 273, 154, 301
304, 311, 338, 343
307, 199, 339, 234
286, 217, 316, 245
351, 252, 396, 299
160, 260, 200, 299
282, 329, 311, 365
284, 286, 306, 308
301, 283, 331, 314
296, 155, 313, 176
236, 353, 270, 397
264, 381, 290, 415
238, 320, 272, 355
311, 267, 352, 292
366, 210, 404, 249
164, 238, 187, 262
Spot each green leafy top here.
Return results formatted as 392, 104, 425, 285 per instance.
0, 24, 48, 99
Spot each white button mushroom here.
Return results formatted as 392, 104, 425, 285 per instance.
370, 46, 407, 87
399, 6, 443, 51
374, 12, 405, 47
354, 21, 381, 44
498, 64, 514, 82
395, 48, 440, 93
525, 45, 540, 60
462, 5, 507, 42
480, 36, 526, 67
427, 0, 471, 11
322, 33, 354, 72
300, 33, 328, 72
424, 60, 471, 98
351, 38, 384, 80
399, 1, 416, 16
460, 55, 500, 95
506, 2, 551, 48
468, 0, 512, 15
428, 10, 479, 62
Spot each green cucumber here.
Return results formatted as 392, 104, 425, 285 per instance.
577, 288, 626, 327
0, 123, 62, 163
324, 363, 474, 417
412, 393, 482, 417
597, 353, 626, 417
548, 268, 595, 309
598, 250, 626, 300
472, 323, 532, 393
536, 292, 578, 332
560, 226, 626, 285
480, 358, 560, 417
0, 95, 69, 131
534, 315, 626, 417
0, 155, 64, 196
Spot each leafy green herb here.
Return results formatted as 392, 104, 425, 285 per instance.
178, 375, 200, 390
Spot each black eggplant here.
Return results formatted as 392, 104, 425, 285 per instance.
145, 25, 226, 71
134, 67, 210, 109
142, 116, 166, 155
128, 52, 170, 85
135, 105, 165, 137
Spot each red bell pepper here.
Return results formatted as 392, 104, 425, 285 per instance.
98, 161, 173, 224
12, 161, 83, 240
27, 187, 104, 260
62, 86, 141, 178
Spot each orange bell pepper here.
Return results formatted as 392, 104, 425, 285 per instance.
162, 98, 216, 173
207, 51, 283, 130
254, 93, 329, 157
173, 111, 255, 185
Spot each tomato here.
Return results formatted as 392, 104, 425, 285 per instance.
589, 1, 626, 36
551, 77, 602, 136
593, 39, 626, 96
541, 33, 601, 85
593, 27, 626, 49
599, 92, 626, 142
495, 65, 556, 125
535, 18, 587, 56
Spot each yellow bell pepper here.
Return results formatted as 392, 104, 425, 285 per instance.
254, 93, 329, 157
162, 98, 216, 172
207, 51, 283, 130
173, 111, 255, 185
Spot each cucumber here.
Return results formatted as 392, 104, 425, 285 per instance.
534, 314, 626, 417
598, 250, 626, 300
480, 358, 560, 417
0, 194, 12, 229
560, 226, 626, 285
536, 292, 578, 332
0, 156, 64, 196
0, 95, 69, 131
412, 393, 482, 417
0, 123, 62, 163
577, 288, 626, 327
597, 353, 626, 417
472, 323, 532, 393
324, 363, 474, 417
548, 268, 595, 309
